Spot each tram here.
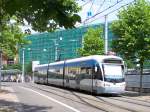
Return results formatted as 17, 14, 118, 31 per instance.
34, 55, 126, 94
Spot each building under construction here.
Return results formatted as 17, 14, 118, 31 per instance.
19, 23, 116, 64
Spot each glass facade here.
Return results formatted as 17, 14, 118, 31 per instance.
19, 23, 115, 64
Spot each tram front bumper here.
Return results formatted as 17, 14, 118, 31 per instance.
97, 82, 125, 94
104, 86, 125, 94
105, 82, 125, 94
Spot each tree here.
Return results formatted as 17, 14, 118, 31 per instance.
111, 0, 150, 94
0, 0, 81, 32
3, 63, 22, 70
78, 27, 104, 56
25, 62, 32, 76
0, 16, 28, 58
0, 0, 81, 58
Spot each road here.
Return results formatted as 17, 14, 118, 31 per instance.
2, 82, 150, 112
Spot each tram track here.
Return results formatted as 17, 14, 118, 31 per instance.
108, 96, 150, 107
120, 95, 150, 104
96, 96, 150, 112
26, 83, 148, 112
96, 96, 139, 112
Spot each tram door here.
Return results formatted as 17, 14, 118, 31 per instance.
65, 67, 78, 89
79, 66, 93, 92
93, 64, 103, 93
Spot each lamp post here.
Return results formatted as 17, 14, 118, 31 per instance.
27, 48, 34, 83
104, 15, 108, 55
50, 37, 62, 61
0, 49, 2, 89
22, 48, 25, 83
69, 39, 78, 57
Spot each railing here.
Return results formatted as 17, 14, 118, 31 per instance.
125, 69, 150, 92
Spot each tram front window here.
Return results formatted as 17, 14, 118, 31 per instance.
103, 64, 124, 83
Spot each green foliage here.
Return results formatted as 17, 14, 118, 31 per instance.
78, 27, 104, 56
1, 0, 81, 32
111, 0, 150, 68
0, 16, 28, 58
0, 0, 81, 59
25, 62, 32, 75
125, 59, 136, 68
3, 64, 22, 70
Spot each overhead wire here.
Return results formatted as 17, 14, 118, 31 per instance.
83, 0, 124, 23
89, 0, 95, 11
80, 0, 93, 7
95, 0, 106, 14
85, 0, 135, 24
106, 0, 135, 15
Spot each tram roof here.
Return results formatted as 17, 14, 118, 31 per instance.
35, 55, 123, 70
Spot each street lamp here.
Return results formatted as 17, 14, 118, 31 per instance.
69, 39, 78, 57
21, 46, 33, 83
0, 49, 2, 89
22, 48, 25, 83
50, 37, 62, 61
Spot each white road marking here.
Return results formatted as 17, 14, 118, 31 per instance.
20, 87, 81, 112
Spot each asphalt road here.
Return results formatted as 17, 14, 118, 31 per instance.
2, 82, 150, 112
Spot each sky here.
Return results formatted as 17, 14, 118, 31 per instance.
76, 0, 135, 26
21, 0, 144, 34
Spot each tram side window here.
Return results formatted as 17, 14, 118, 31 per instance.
67, 67, 78, 80
93, 66, 103, 80
39, 69, 47, 76
80, 67, 92, 79
48, 69, 55, 78
48, 67, 63, 79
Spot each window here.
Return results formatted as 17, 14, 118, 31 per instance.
80, 67, 93, 79
93, 66, 103, 80
66, 67, 79, 80
104, 59, 122, 64
48, 67, 63, 79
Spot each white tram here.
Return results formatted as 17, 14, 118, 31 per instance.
34, 55, 126, 94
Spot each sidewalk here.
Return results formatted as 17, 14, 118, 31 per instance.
0, 85, 21, 112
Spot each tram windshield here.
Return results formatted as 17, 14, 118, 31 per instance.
103, 64, 124, 83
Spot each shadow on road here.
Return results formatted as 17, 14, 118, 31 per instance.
0, 100, 52, 112
0, 89, 11, 94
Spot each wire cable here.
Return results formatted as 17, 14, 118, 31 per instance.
80, 0, 93, 7
83, 0, 124, 23
85, 0, 135, 25
89, 0, 95, 11
95, 0, 106, 14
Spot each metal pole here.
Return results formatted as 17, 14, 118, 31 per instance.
30, 50, 34, 83
22, 48, 25, 83
0, 49, 2, 89
105, 15, 108, 55
81, 36, 84, 48
75, 41, 77, 57
54, 40, 58, 61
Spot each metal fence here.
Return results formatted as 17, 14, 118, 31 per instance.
125, 69, 150, 92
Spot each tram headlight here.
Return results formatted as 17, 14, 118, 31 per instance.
104, 83, 111, 87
